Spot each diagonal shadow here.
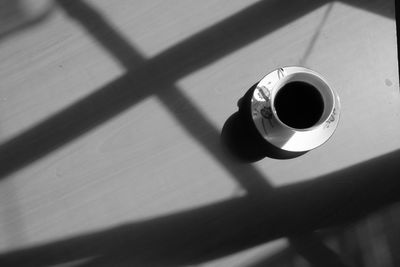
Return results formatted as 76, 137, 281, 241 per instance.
0, 0, 330, 179
0, 0, 394, 179
0, 0, 397, 266
53, 2, 348, 265
299, 2, 334, 66
340, 0, 395, 19
1, 149, 399, 266
76, 2, 351, 265
1, 0, 343, 266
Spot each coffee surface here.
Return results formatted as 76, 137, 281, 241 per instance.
274, 81, 324, 129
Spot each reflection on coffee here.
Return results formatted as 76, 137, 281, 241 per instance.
274, 81, 324, 129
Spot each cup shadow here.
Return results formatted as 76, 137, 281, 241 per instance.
220, 84, 306, 162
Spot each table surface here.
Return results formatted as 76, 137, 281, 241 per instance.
0, 0, 399, 266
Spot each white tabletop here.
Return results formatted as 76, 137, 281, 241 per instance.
0, 0, 398, 266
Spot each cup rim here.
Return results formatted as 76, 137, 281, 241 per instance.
270, 71, 335, 132
250, 66, 341, 152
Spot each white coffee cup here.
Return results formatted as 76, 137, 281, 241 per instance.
251, 66, 340, 153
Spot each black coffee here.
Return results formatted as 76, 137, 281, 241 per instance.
274, 81, 324, 129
